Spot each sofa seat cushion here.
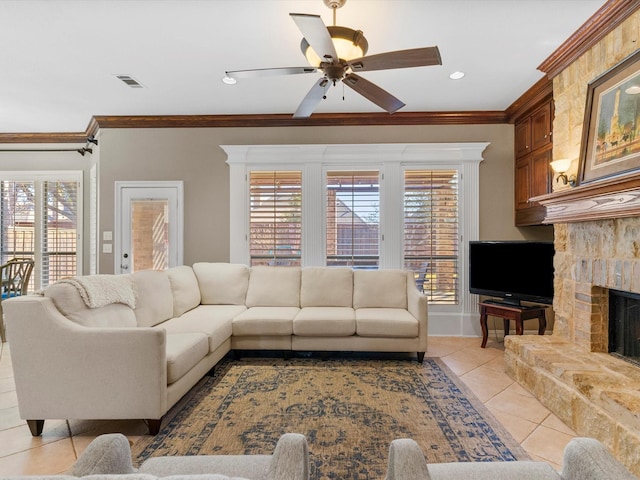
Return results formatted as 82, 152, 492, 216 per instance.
232, 307, 299, 336
293, 307, 356, 336
355, 308, 418, 338
165, 333, 209, 384
160, 305, 242, 353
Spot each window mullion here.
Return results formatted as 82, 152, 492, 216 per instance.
34, 181, 44, 291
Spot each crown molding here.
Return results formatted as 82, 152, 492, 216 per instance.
89, 111, 508, 129
505, 77, 553, 122
0, 132, 88, 144
538, 0, 640, 79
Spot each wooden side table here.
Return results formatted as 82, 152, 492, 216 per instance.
479, 301, 547, 348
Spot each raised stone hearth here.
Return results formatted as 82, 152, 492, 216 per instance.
505, 336, 640, 474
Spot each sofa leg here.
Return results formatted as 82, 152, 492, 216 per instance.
27, 420, 44, 436
233, 350, 242, 360
283, 350, 291, 360
417, 352, 425, 363
146, 418, 162, 435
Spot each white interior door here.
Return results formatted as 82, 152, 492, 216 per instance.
115, 181, 183, 274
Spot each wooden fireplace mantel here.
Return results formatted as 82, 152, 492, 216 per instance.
531, 173, 640, 224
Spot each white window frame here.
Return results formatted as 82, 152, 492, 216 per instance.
224, 143, 488, 336
0, 170, 83, 290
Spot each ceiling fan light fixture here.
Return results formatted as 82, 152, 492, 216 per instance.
301, 25, 368, 66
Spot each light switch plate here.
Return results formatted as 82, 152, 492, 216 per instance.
103, 231, 112, 241
102, 243, 113, 254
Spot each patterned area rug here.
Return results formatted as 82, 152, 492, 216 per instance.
132, 356, 529, 479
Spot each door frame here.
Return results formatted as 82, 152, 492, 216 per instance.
114, 181, 184, 273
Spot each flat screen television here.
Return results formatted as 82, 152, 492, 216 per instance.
468, 241, 555, 305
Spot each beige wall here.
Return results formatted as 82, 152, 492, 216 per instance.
96, 122, 551, 273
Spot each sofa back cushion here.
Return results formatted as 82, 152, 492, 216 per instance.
133, 269, 174, 327
44, 282, 137, 328
300, 267, 353, 307
245, 266, 301, 307
192, 262, 250, 305
353, 270, 408, 309
167, 265, 201, 317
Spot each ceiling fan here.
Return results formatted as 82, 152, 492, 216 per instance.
224, 0, 442, 118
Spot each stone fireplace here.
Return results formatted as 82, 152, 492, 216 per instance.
609, 289, 640, 365
503, 3, 640, 473
504, 183, 640, 475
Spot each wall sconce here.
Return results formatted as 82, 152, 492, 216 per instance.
550, 158, 576, 187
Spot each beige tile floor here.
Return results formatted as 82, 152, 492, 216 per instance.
0, 335, 577, 475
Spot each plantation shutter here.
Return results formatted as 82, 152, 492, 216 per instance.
0, 178, 80, 291
326, 171, 379, 268
0, 181, 35, 265
249, 171, 302, 266
41, 181, 79, 286
404, 170, 459, 304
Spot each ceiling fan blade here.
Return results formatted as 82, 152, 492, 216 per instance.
290, 13, 338, 63
293, 77, 329, 118
343, 73, 405, 113
348, 46, 442, 72
226, 66, 317, 80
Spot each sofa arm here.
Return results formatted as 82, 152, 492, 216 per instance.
406, 272, 428, 352
267, 433, 309, 480
561, 437, 637, 480
4, 296, 168, 420
385, 439, 431, 480
69, 434, 135, 476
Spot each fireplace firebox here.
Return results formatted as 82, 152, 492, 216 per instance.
609, 289, 640, 366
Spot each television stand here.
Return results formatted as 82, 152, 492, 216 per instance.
479, 301, 547, 348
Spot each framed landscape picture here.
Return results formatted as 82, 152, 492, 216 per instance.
579, 49, 640, 184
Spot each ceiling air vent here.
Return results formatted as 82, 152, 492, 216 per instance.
115, 74, 144, 88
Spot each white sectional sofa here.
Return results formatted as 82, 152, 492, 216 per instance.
3, 264, 427, 436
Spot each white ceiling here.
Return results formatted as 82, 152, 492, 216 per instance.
0, 0, 607, 133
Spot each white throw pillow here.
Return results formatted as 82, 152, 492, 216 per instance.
300, 267, 353, 307
167, 265, 201, 317
133, 269, 174, 327
245, 266, 301, 307
44, 282, 137, 328
192, 262, 250, 305
353, 270, 408, 309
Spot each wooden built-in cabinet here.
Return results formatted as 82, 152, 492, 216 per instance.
510, 82, 554, 226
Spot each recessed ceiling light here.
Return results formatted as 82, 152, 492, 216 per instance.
449, 71, 465, 80
222, 75, 237, 85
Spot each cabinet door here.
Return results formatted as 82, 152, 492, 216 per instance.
515, 118, 531, 158
531, 102, 552, 151
530, 149, 552, 203
515, 157, 531, 210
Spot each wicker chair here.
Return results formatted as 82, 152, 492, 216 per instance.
0, 258, 34, 343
